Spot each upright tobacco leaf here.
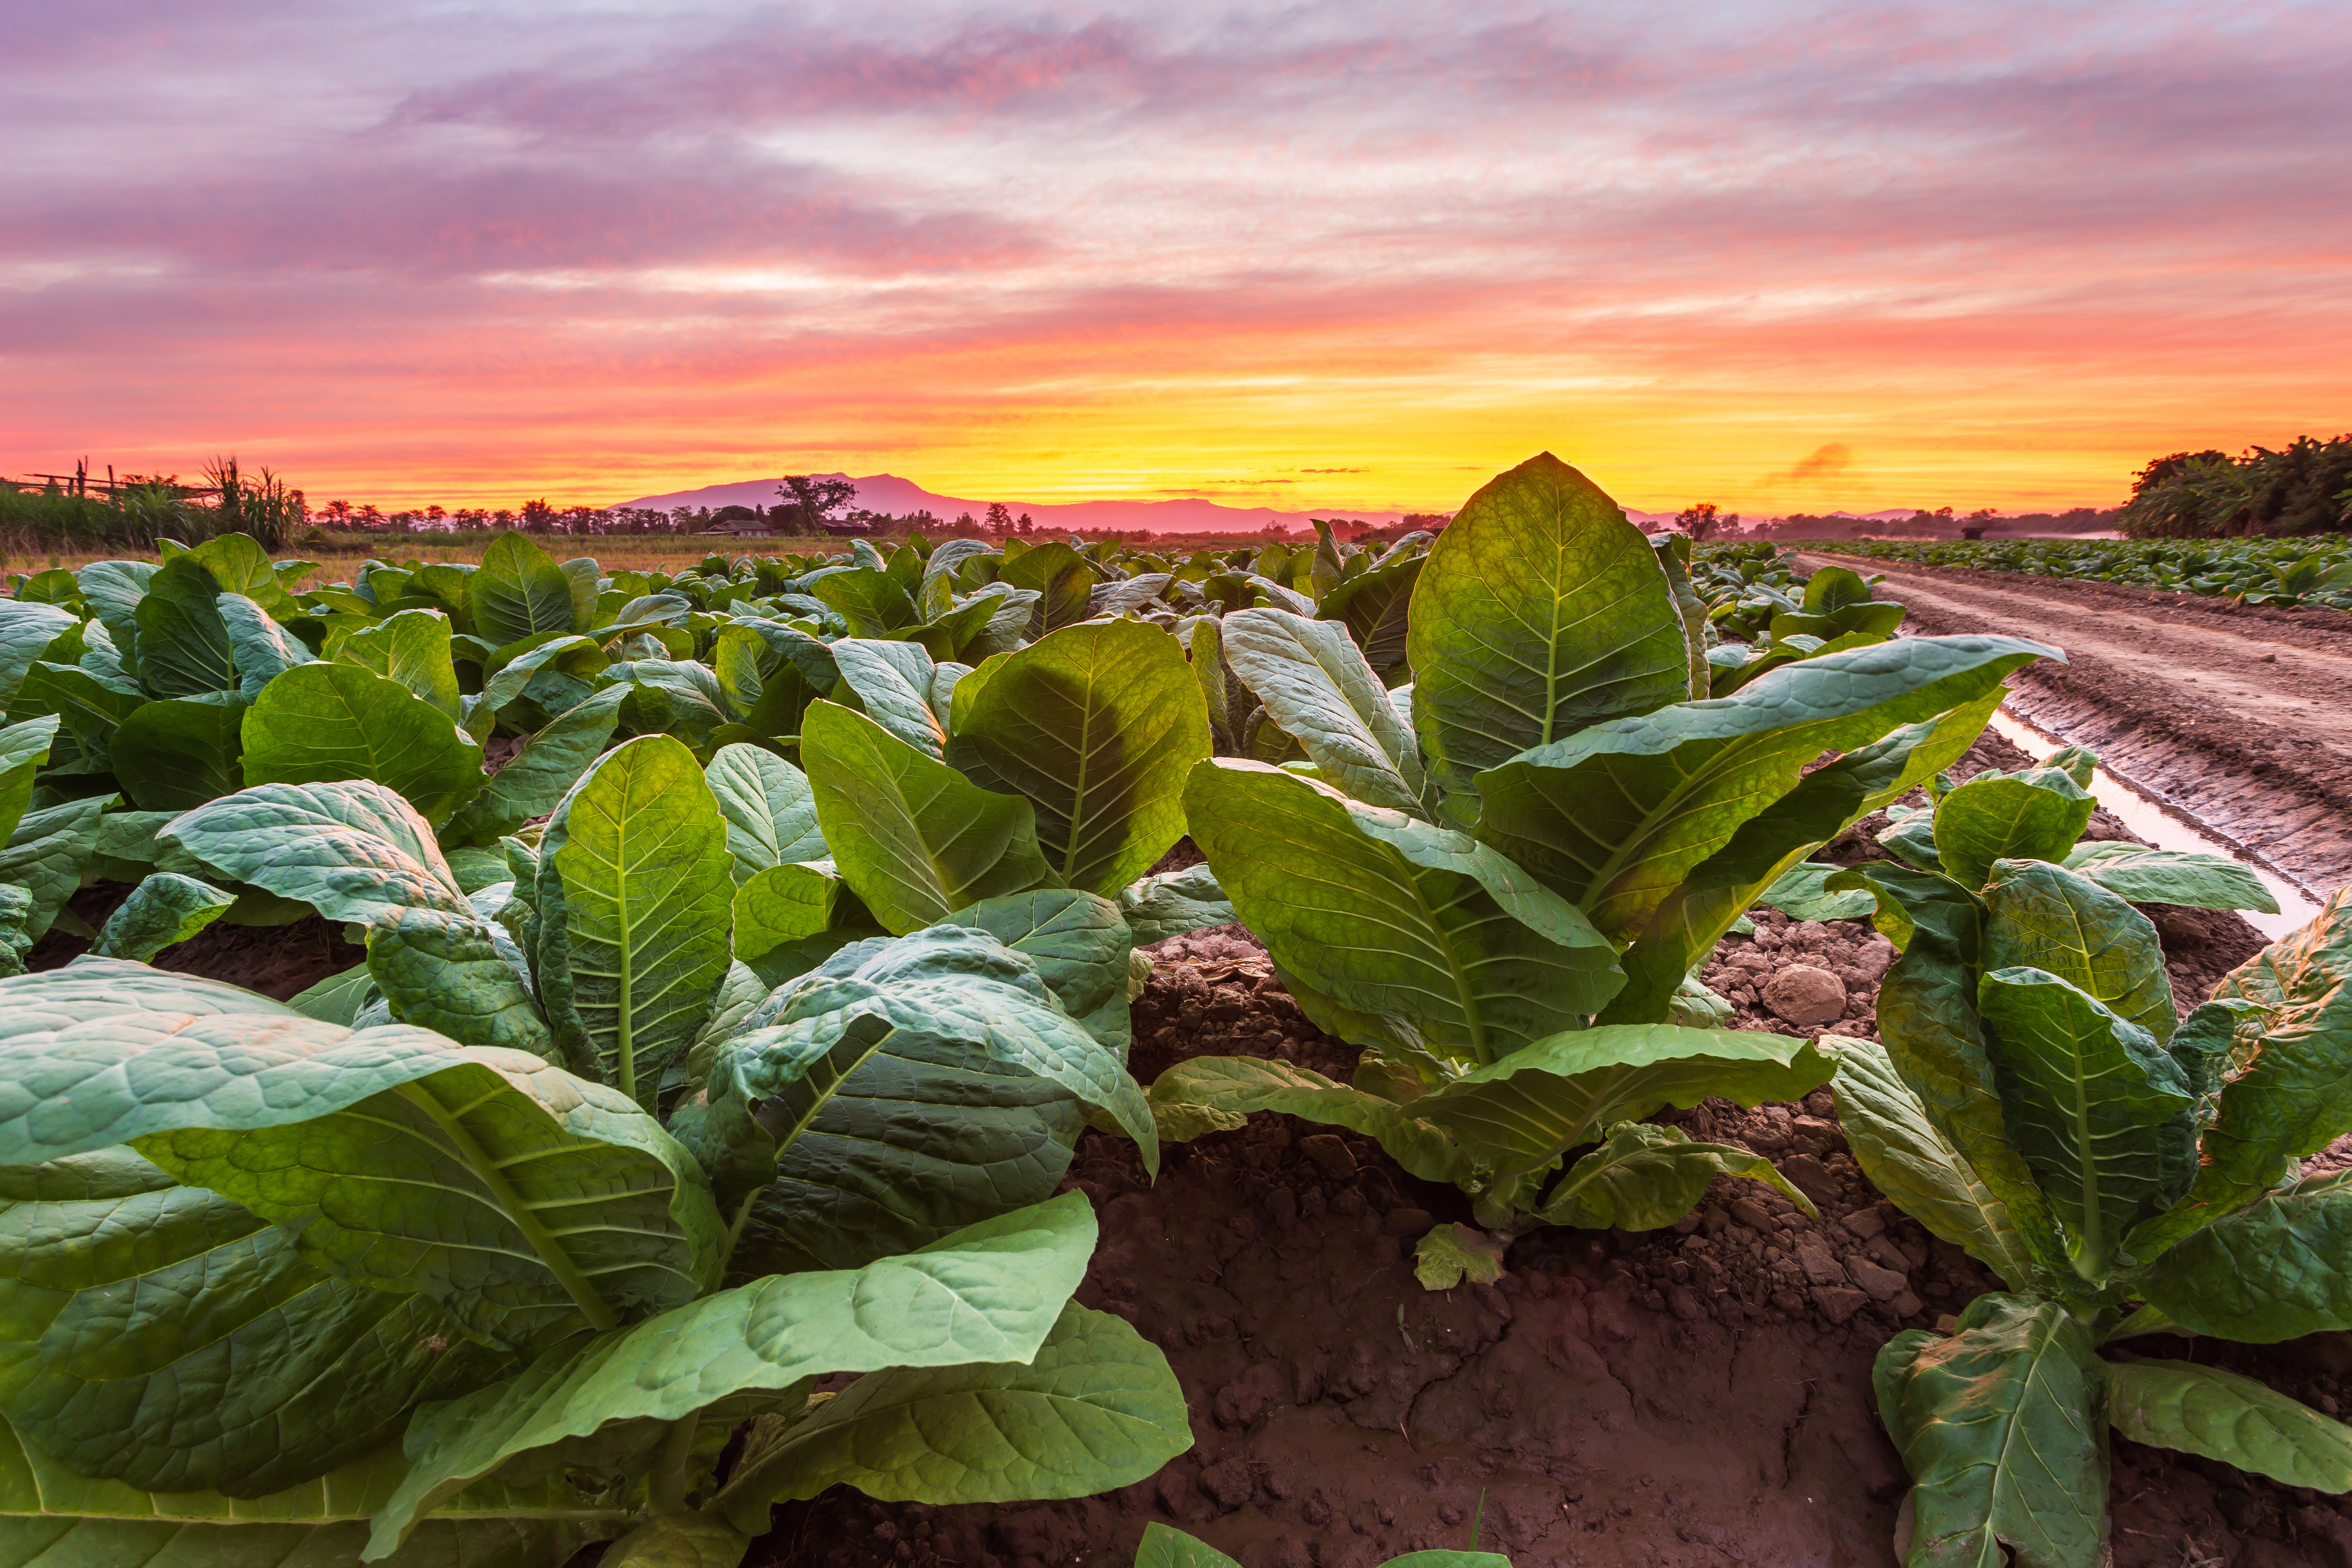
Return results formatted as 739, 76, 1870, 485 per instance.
1475, 636, 2050, 939
333, 607, 463, 719
468, 533, 578, 647
1874, 1294, 2107, 1568
0, 601, 79, 710
533, 735, 735, 1107
1185, 759, 1621, 1069
1982, 859, 2177, 1044
0, 1148, 502, 1496
241, 662, 488, 827
1932, 768, 2097, 891
2127, 892, 2352, 1259
441, 685, 627, 848
951, 620, 1213, 896
130, 556, 237, 698
704, 741, 826, 882
215, 592, 315, 699
801, 700, 1054, 935
943, 889, 1135, 1053
0, 716, 59, 847
1829, 1038, 2037, 1289
997, 542, 1096, 637
829, 639, 950, 758
1215, 609, 1421, 812
110, 692, 247, 810
1317, 551, 1424, 678
1406, 453, 1694, 794
1976, 967, 2195, 1277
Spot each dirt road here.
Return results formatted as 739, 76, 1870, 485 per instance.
1800, 554, 2352, 897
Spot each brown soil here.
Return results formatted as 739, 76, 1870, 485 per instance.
1804, 553, 2352, 898
752, 911, 2340, 1568
25, 882, 361, 1000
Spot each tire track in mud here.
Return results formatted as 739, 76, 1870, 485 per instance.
1801, 553, 2352, 898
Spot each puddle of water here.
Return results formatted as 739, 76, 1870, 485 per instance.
1987, 707, 2321, 941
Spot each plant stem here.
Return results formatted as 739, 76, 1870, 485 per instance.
646, 1411, 702, 1515
721, 1188, 760, 1274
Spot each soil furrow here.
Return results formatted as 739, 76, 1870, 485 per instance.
1802, 553, 2352, 895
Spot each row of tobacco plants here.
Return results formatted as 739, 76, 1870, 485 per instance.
0, 453, 2343, 1568
1826, 534, 2352, 609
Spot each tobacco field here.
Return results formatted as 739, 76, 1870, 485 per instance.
1, 453, 2348, 1568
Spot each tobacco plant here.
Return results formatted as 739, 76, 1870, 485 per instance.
1148, 453, 2057, 1272
1827, 855, 2352, 1565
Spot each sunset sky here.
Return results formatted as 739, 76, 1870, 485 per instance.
5, 1, 2348, 520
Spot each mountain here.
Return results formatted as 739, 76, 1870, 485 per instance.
616, 473, 1427, 535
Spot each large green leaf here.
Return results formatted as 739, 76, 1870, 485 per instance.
1136, 1523, 1245, 1568
467, 535, 576, 647
2136, 1171, 2352, 1342
1144, 1056, 1473, 1182
363, 906, 554, 1058
1600, 694, 1999, 1025
1185, 759, 1620, 1069
801, 701, 1053, 935
0, 794, 115, 940
0, 961, 723, 1353
1933, 769, 2096, 891
1535, 1119, 1813, 1229
714, 1303, 1188, 1524
2060, 842, 2278, 914
129, 559, 236, 698
942, 889, 1134, 1053
440, 686, 627, 848
160, 780, 472, 930
1405, 453, 1693, 794
1977, 967, 2193, 1278
240, 663, 486, 827
2127, 893, 2352, 1259
0, 717, 59, 848
1317, 552, 1424, 677
335, 609, 462, 720
15, 665, 137, 781
1407, 1024, 1832, 1181
215, 593, 315, 700
533, 736, 735, 1108
111, 694, 247, 811
363, 1193, 1097, 1560
703, 743, 824, 883
1476, 636, 2050, 938
700, 927, 1145, 1269
1829, 1038, 2037, 1289
829, 639, 949, 758
0, 602, 79, 711
1216, 609, 1420, 812
996, 542, 1095, 637
1117, 863, 1234, 944
1982, 860, 2176, 1044
1874, 1294, 2107, 1568
2105, 1359, 2352, 1491
951, 621, 1212, 895
0, 1149, 501, 1496
88, 873, 233, 962
0, 1414, 618, 1568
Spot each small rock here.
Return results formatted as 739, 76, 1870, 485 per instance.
1199, 1458, 1256, 1511
1847, 1256, 1909, 1302
2260, 653, 2278, 664
1728, 1197, 1776, 1231
1892, 1291, 1924, 1317
1764, 965, 1849, 1027
1844, 1207, 1887, 1239
1668, 1286, 1706, 1321
1782, 1154, 1842, 1205
1794, 1235, 1849, 1287
1812, 1285, 1870, 1324
1381, 1207, 1434, 1237
1301, 1135, 1357, 1179
1934, 1314, 1960, 1334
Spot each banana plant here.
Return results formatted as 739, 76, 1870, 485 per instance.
1150, 453, 2056, 1271
1827, 863, 2352, 1567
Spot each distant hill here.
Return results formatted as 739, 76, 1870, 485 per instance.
616, 473, 1439, 534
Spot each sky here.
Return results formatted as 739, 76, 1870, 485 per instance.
4, 1, 2348, 520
